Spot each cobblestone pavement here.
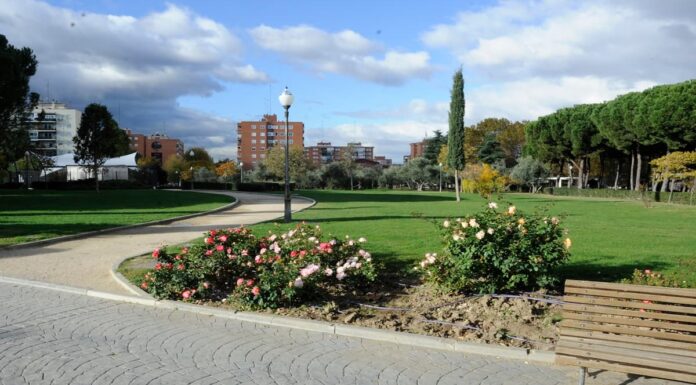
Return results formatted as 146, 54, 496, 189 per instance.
0, 282, 683, 385
0, 192, 312, 294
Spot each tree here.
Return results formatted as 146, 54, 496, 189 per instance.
73, 103, 128, 191
136, 156, 163, 186
447, 69, 465, 202
185, 147, 214, 170
342, 143, 358, 190
162, 154, 188, 184
263, 146, 313, 182
424, 130, 446, 164
477, 133, 505, 168
510, 156, 549, 193
497, 120, 526, 167
651, 151, 696, 203
215, 161, 238, 183
400, 157, 437, 191
0, 34, 39, 172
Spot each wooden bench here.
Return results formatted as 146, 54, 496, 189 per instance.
556, 279, 696, 384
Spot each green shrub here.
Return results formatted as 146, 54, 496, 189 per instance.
419, 202, 570, 293
142, 223, 376, 308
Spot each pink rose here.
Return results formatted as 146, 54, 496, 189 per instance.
182, 290, 191, 299
177, 263, 185, 271
251, 286, 260, 297
246, 279, 254, 287
218, 235, 228, 242
152, 248, 160, 258
236, 278, 244, 287
154, 263, 162, 270
216, 245, 224, 252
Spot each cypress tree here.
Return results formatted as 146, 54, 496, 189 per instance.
447, 69, 465, 201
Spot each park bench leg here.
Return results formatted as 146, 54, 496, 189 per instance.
578, 367, 586, 385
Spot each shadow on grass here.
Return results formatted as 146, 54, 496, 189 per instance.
557, 256, 672, 284
299, 190, 463, 203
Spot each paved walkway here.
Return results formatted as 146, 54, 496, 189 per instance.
0, 191, 313, 294
2, 281, 681, 385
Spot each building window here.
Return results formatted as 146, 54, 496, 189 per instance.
289, 139, 294, 144
260, 153, 266, 159
251, 140, 256, 144
251, 125, 256, 129
252, 154, 256, 159
289, 132, 293, 137
288, 124, 293, 129
251, 132, 256, 137
252, 147, 256, 151
260, 139, 265, 144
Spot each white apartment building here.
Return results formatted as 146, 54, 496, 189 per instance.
28, 101, 81, 156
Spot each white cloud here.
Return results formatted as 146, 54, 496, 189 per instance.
0, 0, 268, 159
422, 1, 696, 83
250, 24, 434, 85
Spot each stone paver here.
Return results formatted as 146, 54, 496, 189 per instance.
0, 191, 312, 294
0, 282, 684, 385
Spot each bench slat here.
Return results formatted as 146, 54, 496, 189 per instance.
557, 339, 696, 367
562, 311, 696, 333
555, 346, 696, 377
563, 295, 696, 315
560, 319, 696, 344
563, 303, 696, 324
566, 279, 696, 298
565, 286, 696, 306
556, 356, 696, 383
559, 329, 696, 355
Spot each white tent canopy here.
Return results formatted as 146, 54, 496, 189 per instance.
49, 152, 138, 181
51, 152, 138, 167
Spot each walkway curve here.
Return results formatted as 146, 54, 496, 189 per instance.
0, 191, 313, 295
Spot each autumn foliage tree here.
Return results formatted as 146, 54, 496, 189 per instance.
650, 151, 696, 203
215, 161, 238, 182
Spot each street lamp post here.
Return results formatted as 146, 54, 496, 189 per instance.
24, 150, 30, 190
439, 162, 443, 192
175, 170, 180, 188
239, 162, 244, 184
278, 87, 294, 223
189, 166, 194, 190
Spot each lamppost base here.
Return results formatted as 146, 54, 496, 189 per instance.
284, 197, 292, 223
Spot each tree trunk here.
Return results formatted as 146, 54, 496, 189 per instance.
634, 145, 642, 191
94, 166, 100, 192
661, 176, 669, 192
690, 177, 695, 205
576, 159, 584, 189
629, 151, 635, 190
613, 161, 620, 189
454, 169, 461, 202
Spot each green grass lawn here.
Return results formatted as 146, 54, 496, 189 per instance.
0, 189, 233, 246
251, 190, 696, 286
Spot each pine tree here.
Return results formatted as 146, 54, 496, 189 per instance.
447, 69, 465, 202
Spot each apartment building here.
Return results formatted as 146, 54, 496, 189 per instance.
125, 129, 184, 165
28, 101, 81, 156
237, 114, 305, 170
305, 141, 374, 165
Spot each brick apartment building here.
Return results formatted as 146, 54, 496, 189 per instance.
304, 142, 374, 165
237, 114, 304, 170
404, 139, 426, 162
125, 129, 184, 165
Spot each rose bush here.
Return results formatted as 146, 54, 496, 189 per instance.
418, 202, 570, 293
142, 223, 376, 308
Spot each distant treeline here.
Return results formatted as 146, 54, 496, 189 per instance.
525, 80, 696, 190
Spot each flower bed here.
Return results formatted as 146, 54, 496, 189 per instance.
141, 223, 376, 308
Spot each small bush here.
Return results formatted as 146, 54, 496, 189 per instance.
419, 202, 570, 293
142, 223, 376, 308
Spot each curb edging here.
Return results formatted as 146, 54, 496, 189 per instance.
0, 190, 239, 251
0, 275, 556, 364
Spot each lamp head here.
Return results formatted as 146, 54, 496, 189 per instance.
278, 86, 294, 108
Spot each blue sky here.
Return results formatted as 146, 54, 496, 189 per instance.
2, 0, 696, 161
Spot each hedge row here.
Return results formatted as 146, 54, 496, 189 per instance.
544, 187, 695, 205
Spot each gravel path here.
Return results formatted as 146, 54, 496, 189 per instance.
0, 191, 312, 294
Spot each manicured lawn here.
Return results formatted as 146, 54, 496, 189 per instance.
251, 190, 696, 286
0, 189, 233, 246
